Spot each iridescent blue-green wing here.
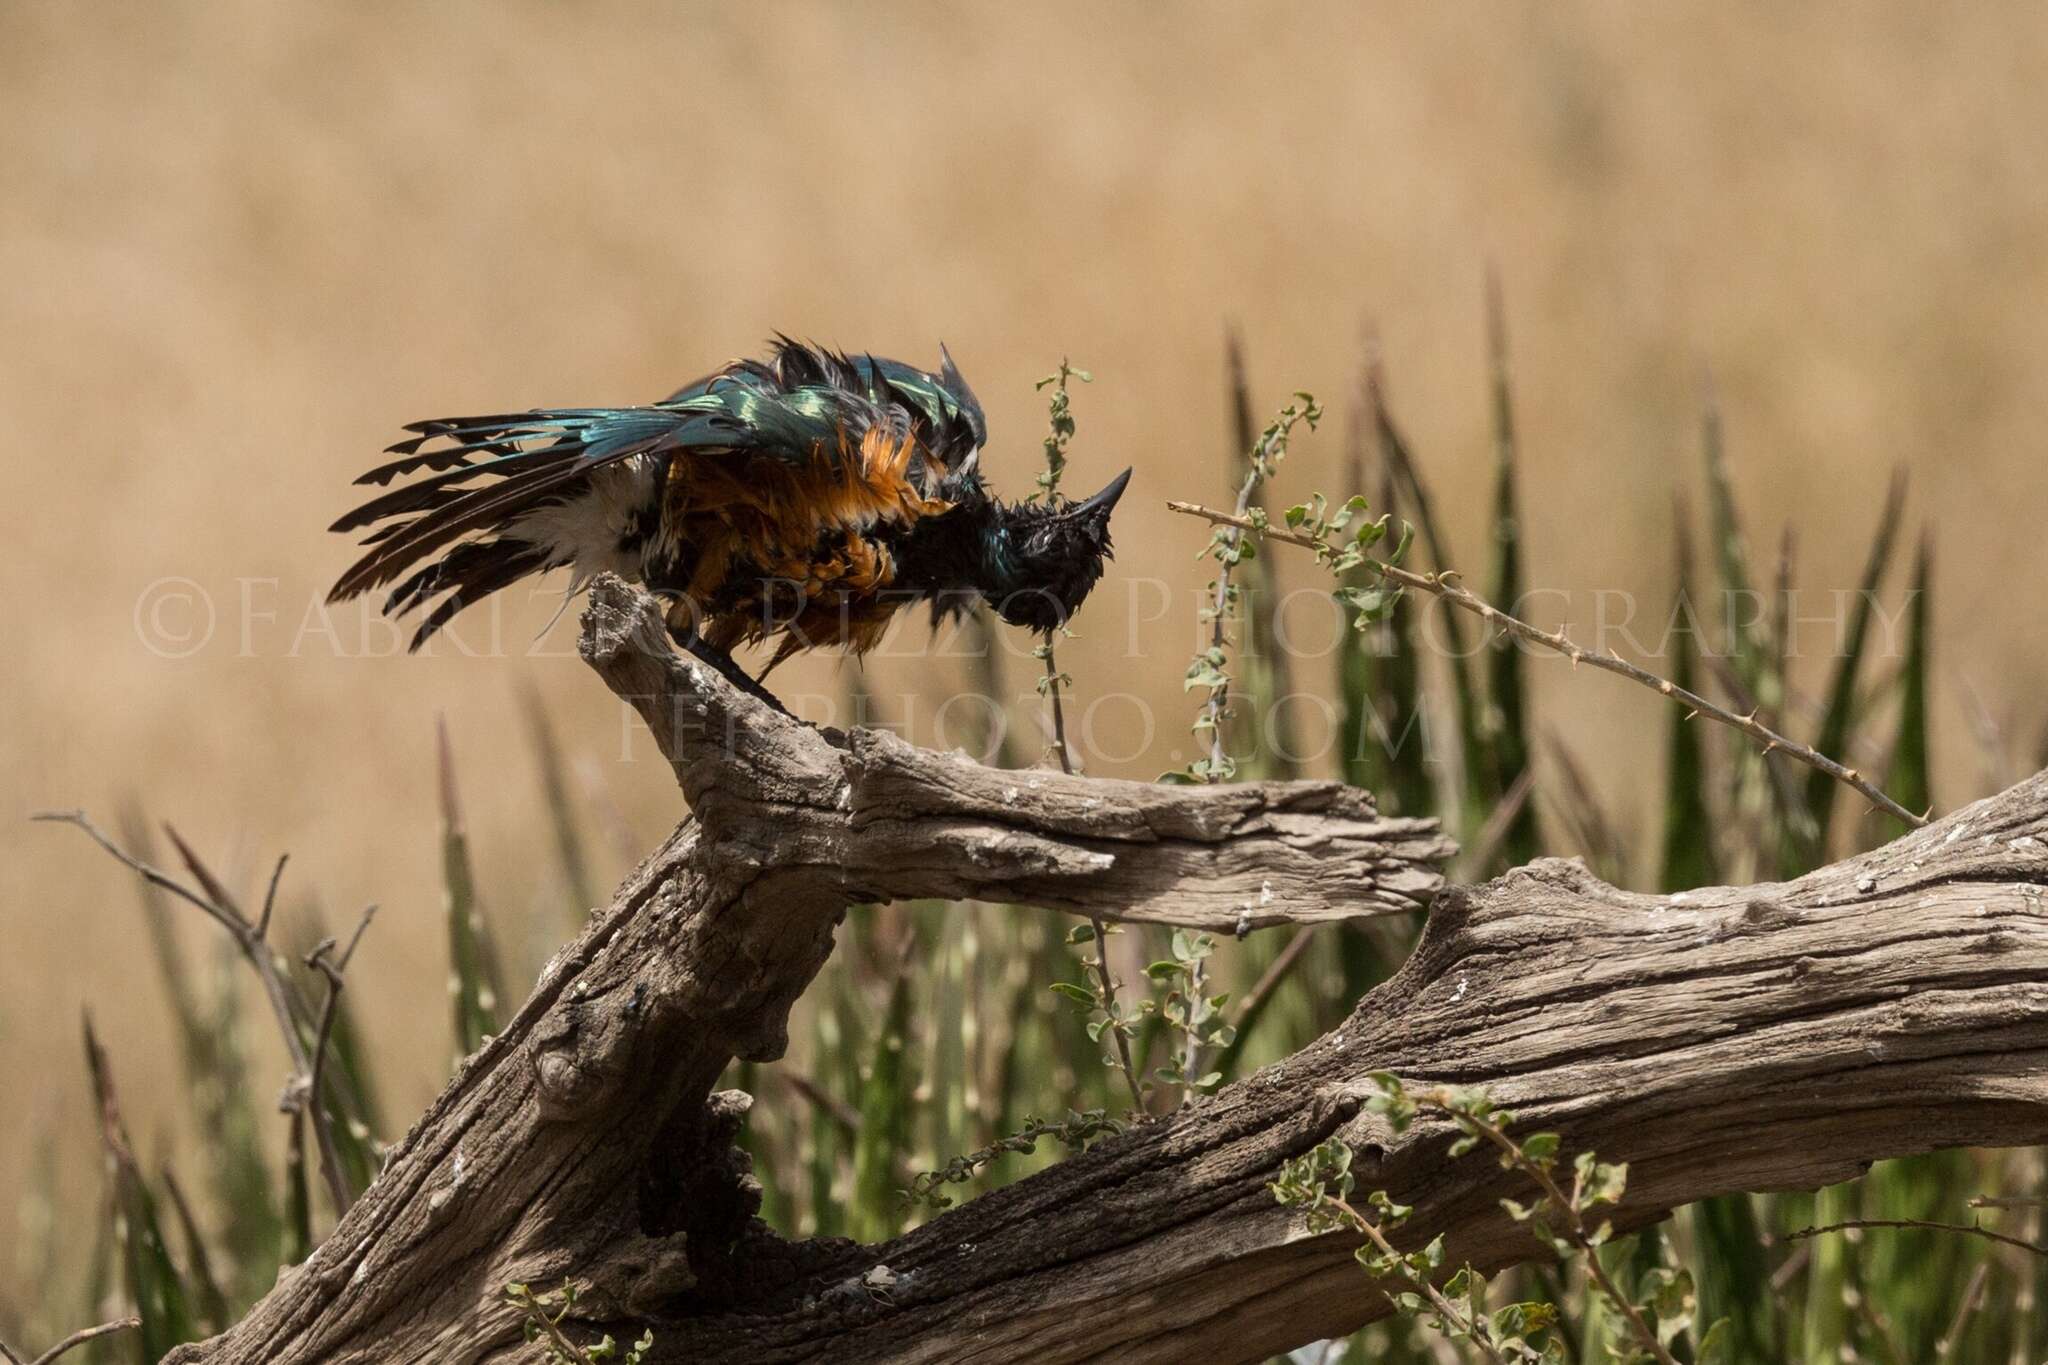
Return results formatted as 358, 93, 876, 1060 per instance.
328, 373, 851, 604
662, 339, 984, 461
326, 341, 984, 647
857, 346, 987, 463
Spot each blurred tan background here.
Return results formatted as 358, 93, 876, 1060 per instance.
5, 2, 2047, 1235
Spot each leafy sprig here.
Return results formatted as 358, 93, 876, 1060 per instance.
1030, 359, 1092, 503
1050, 920, 1144, 1108
1168, 395, 1322, 785
505, 1280, 652, 1365
1052, 927, 1237, 1107
1143, 930, 1234, 1098
1281, 491, 1415, 625
1272, 1139, 1558, 1362
1274, 1077, 1724, 1365
901, 1109, 1122, 1212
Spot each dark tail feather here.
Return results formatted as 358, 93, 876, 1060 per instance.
329, 405, 707, 605
330, 441, 570, 533
390, 538, 553, 651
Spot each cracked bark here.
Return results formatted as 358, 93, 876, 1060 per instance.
166, 576, 2048, 1364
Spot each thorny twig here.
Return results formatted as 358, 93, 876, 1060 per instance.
1936, 1261, 1990, 1360
1783, 1217, 2048, 1260
0, 1316, 142, 1365
31, 809, 361, 1216
782, 1069, 863, 1135
1971, 1193, 2048, 1210
1458, 768, 1536, 882
1233, 923, 1316, 1031
1165, 501, 1927, 829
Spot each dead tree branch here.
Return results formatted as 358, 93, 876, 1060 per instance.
33, 812, 359, 1218
0, 1316, 143, 1365
158, 575, 2047, 1365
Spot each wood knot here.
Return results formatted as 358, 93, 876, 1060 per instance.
1741, 897, 1795, 928
534, 1044, 613, 1122
1972, 929, 2020, 955
532, 987, 646, 1121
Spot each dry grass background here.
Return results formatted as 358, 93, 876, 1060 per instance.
5, 1, 2047, 1236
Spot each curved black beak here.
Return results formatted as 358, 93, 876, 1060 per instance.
1070, 466, 1132, 520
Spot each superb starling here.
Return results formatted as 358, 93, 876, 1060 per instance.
328, 339, 1129, 700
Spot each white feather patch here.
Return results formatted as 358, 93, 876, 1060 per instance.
508, 456, 658, 588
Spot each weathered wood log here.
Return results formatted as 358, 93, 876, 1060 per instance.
163, 576, 1454, 1364
626, 784, 2048, 1362
164, 576, 2048, 1364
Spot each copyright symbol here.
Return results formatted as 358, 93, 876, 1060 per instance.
134, 577, 216, 658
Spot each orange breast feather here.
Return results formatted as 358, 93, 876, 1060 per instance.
663, 424, 951, 663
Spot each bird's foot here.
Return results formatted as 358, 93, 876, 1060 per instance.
669, 631, 795, 719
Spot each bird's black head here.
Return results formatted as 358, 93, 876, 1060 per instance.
981, 467, 1131, 633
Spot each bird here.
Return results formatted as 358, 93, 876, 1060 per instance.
327, 338, 1130, 706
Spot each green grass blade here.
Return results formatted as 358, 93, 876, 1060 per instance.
1339, 355, 1433, 817
1483, 272, 1540, 865
520, 683, 598, 916
729, 1060, 790, 1233
984, 915, 1042, 1141
158, 1165, 230, 1332
2018, 1149, 2048, 1365
1544, 734, 1626, 884
1800, 470, 1906, 862
12, 1127, 64, 1350
802, 971, 861, 1239
917, 901, 970, 1207
1680, 413, 1781, 1365
82, 1014, 199, 1358
281, 1110, 311, 1267
1661, 499, 1721, 891
849, 951, 914, 1243
1373, 353, 1493, 835
1881, 531, 1933, 840
1578, 1232, 1655, 1364
1209, 933, 1285, 1084
1690, 1190, 1780, 1364
1700, 368, 1766, 694
439, 716, 504, 1059
1856, 1153, 1974, 1360
1335, 919, 1406, 1009
957, 604, 1017, 768
1850, 534, 1963, 1360
78, 1185, 116, 1365
1800, 1180, 1856, 1362
1762, 526, 1824, 877
1699, 372, 1793, 884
